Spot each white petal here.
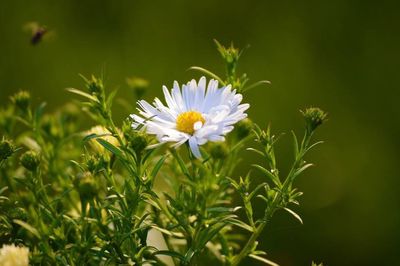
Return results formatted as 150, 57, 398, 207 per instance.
163, 85, 179, 112
208, 105, 231, 123
209, 135, 225, 142
196, 137, 208, 145
195, 77, 206, 111
189, 137, 202, 158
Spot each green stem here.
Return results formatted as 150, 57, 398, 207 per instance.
231, 194, 280, 266
231, 221, 266, 266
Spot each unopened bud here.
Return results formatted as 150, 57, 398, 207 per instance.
215, 40, 240, 67
76, 172, 98, 200
123, 120, 148, 154
301, 107, 327, 133
129, 131, 148, 154
209, 142, 229, 160
86, 155, 106, 173
87, 75, 104, 96
234, 118, 253, 139
0, 139, 15, 161
20, 151, 40, 171
86, 126, 120, 154
126, 76, 149, 99
11, 91, 30, 112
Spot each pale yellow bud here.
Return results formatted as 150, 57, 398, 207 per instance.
86, 126, 121, 154
0, 244, 29, 266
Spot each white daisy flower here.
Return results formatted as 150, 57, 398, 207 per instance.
130, 77, 249, 158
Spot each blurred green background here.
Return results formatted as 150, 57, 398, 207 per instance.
1, 0, 399, 265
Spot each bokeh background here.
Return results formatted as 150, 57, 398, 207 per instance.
1, 0, 399, 265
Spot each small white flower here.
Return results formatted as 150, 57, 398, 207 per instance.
130, 77, 249, 158
0, 244, 29, 266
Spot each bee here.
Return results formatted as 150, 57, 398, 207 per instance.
23, 22, 53, 45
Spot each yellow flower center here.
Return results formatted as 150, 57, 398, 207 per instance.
176, 111, 205, 134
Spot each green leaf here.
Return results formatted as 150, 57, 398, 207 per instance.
226, 176, 240, 190
249, 254, 279, 266
241, 80, 271, 93
67, 88, 99, 103
150, 225, 184, 238
188, 66, 225, 85
83, 133, 112, 142
69, 160, 85, 171
197, 222, 227, 248
248, 182, 267, 200
246, 148, 265, 157
143, 196, 162, 211
306, 141, 324, 153
227, 218, 254, 232
256, 194, 268, 203
252, 164, 281, 187
0, 186, 8, 195
34, 102, 47, 127
170, 149, 190, 178
13, 219, 40, 238
292, 163, 313, 180
283, 207, 303, 224
150, 155, 167, 180
96, 138, 124, 159
207, 206, 237, 213
291, 130, 299, 158
106, 89, 118, 108
154, 250, 185, 261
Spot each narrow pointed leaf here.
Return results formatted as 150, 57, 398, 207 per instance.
283, 207, 303, 224
228, 218, 254, 232
291, 131, 299, 158
13, 219, 40, 238
242, 80, 271, 92
188, 66, 225, 84
150, 155, 167, 179
67, 88, 99, 103
252, 164, 281, 186
96, 138, 124, 159
249, 254, 279, 266
292, 163, 313, 180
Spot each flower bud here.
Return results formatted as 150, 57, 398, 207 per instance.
215, 40, 240, 68
86, 155, 107, 174
60, 103, 79, 124
87, 76, 104, 96
126, 76, 149, 99
41, 115, 60, 139
86, 126, 120, 154
123, 121, 148, 154
209, 142, 229, 160
0, 139, 15, 161
11, 91, 30, 113
131, 133, 148, 154
0, 244, 29, 266
267, 188, 276, 201
301, 107, 328, 133
234, 118, 253, 139
76, 172, 98, 200
20, 151, 40, 171
238, 176, 250, 194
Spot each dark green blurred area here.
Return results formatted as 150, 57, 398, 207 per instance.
1, 0, 399, 265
